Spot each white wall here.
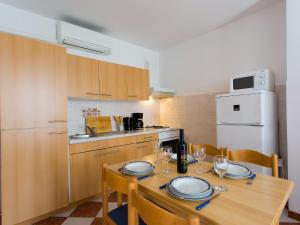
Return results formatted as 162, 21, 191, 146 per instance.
286, 0, 300, 214
0, 2, 160, 88
160, 1, 286, 96
68, 99, 160, 135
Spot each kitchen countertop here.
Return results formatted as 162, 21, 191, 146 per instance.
69, 128, 179, 144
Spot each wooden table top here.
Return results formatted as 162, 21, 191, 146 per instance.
108, 154, 293, 225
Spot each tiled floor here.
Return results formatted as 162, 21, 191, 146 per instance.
33, 193, 299, 225
33, 193, 121, 225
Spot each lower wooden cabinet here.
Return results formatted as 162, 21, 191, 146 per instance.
70, 143, 137, 203
1, 126, 68, 225
70, 137, 157, 203
136, 140, 156, 158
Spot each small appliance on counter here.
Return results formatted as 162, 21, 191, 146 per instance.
123, 117, 134, 131
132, 113, 144, 130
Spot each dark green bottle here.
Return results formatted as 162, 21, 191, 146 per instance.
177, 129, 188, 173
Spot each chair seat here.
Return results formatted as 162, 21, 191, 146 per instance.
108, 204, 146, 225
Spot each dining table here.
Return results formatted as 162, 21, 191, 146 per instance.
107, 153, 293, 225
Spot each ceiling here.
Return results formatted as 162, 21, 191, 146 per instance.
0, 0, 277, 50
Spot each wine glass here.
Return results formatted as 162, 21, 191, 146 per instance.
162, 146, 173, 173
193, 147, 206, 174
213, 155, 228, 192
154, 141, 163, 164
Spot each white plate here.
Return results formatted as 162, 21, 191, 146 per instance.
123, 161, 154, 173
226, 163, 250, 176
169, 176, 211, 195
166, 184, 214, 201
170, 154, 195, 162
121, 168, 153, 176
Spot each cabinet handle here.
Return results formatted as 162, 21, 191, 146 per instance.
48, 120, 67, 123
136, 145, 146, 149
48, 131, 67, 135
99, 93, 113, 97
86, 92, 100, 95
128, 95, 138, 98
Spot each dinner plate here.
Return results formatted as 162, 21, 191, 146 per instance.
123, 161, 154, 173
169, 176, 211, 196
226, 163, 250, 177
170, 154, 195, 163
166, 184, 214, 201
212, 164, 252, 179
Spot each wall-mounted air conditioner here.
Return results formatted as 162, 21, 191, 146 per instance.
57, 21, 111, 55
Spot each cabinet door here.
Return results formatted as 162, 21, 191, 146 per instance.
140, 69, 150, 100
98, 61, 128, 100
115, 144, 137, 163
125, 66, 140, 100
136, 141, 156, 158
0, 32, 67, 129
54, 46, 68, 123
125, 66, 150, 100
67, 54, 99, 99
1, 126, 68, 225
70, 148, 118, 203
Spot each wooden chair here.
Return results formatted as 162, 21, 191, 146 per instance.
102, 163, 138, 225
128, 181, 200, 225
228, 149, 278, 177
189, 143, 228, 157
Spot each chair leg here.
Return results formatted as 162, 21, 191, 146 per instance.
117, 192, 122, 207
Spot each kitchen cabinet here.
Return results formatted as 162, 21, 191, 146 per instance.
70, 136, 136, 154
98, 61, 127, 100
140, 69, 150, 100
115, 143, 138, 163
136, 140, 157, 158
125, 66, 140, 100
70, 143, 136, 202
125, 66, 150, 101
70, 147, 117, 202
136, 133, 158, 143
0, 32, 68, 130
1, 126, 69, 225
67, 54, 99, 99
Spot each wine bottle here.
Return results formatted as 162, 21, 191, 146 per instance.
177, 129, 188, 173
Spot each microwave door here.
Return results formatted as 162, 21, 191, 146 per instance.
233, 76, 254, 90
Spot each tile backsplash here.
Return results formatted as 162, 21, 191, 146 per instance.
68, 98, 160, 135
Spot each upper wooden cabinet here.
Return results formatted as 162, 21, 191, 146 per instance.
0, 32, 68, 130
67, 55, 149, 101
98, 61, 127, 100
125, 66, 150, 101
67, 54, 100, 99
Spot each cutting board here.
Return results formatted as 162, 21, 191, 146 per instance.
85, 116, 112, 133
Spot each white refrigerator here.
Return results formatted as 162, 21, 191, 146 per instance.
216, 90, 278, 174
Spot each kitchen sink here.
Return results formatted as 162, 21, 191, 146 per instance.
69, 134, 94, 139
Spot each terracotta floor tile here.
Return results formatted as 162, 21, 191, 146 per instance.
108, 192, 128, 202
91, 218, 103, 225
62, 217, 94, 225
280, 223, 300, 225
33, 217, 67, 225
70, 202, 102, 217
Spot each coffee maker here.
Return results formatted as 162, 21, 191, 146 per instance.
132, 113, 144, 130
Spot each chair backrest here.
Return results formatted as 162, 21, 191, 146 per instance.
102, 163, 137, 222
128, 183, 200, 225
189, 143, 228, 157
228, 149, 278, 177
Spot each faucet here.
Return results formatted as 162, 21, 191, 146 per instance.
86, 125, 97, 137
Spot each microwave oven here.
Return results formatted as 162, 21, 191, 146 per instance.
230, 69, 275, 93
